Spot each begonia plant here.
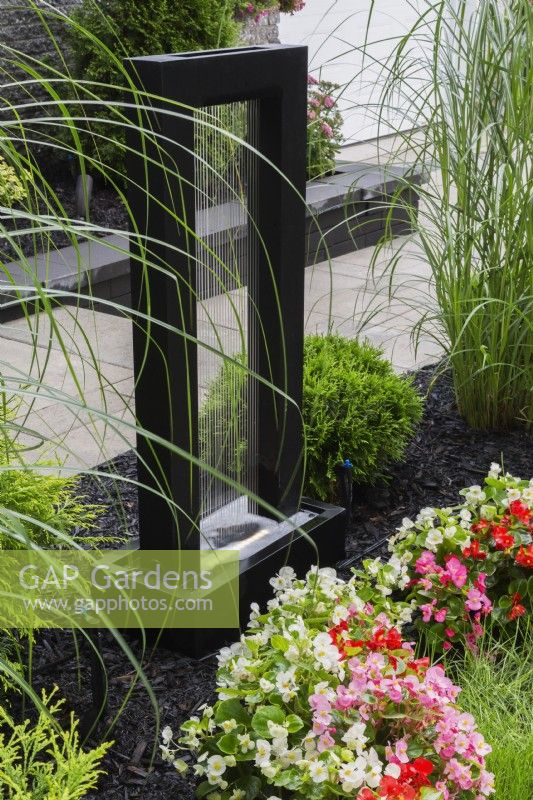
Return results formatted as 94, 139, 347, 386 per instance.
162, 567, 493, 800
371, 465, 533, 654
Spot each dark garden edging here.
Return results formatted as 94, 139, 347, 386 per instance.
0, 162, 420, 321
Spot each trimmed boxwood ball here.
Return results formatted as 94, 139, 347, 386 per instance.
303, 334, 423, 500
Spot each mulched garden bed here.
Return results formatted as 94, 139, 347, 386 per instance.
27, 364, 533, 800
0, 177, 127, 263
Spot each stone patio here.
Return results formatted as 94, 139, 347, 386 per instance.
0, 234, 441, 470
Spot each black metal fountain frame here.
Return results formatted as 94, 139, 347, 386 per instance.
125, 45, 346, 652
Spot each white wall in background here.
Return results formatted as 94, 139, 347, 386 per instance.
279, 0, 430, 142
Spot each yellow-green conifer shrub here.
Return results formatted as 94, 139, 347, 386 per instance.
0, 689, 112, 798
0, 156, 26, 207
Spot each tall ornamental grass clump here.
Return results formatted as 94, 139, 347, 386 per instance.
375, 0, 533, 430
455, 634, 533, 800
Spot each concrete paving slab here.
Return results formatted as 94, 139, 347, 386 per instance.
0, 233, 444, 468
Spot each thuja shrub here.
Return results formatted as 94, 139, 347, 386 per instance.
367, 465, 533, 655
0, 689, 111, 797
303, 335, 422, 500
161, 566, 494, 800
0, 388, 102, 548
0, 155, 26, 208
67, 0, 240, 173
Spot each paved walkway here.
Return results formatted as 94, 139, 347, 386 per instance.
0, 234, 441, 471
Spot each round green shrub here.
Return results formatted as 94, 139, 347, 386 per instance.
303, 334, 423, 500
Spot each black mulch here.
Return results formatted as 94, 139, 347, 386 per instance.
25, 365, 533, 800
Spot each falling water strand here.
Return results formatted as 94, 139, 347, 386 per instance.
194, 101, 259, 545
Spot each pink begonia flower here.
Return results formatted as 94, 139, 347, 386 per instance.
435, 781, 450, 800
418, 577, 433, 590
415, 551, 438, 574
309, 97, 320, 107
443, 556, 468, 588
394, 738, 410, 763
471, 732, 492, 757
309, 693, 331, 711
420, 601, 436, 622
446, 758, 474, 790
323, 95, 335, 108
457, 712, 476, 732
443, 641, 452, 651
307, 110, 316, 120
465, 633, 479, 654
321, 122, 333, 138
307, 74, 319, 85
475, 572, 487, 592
317, 731, 335, 752
465, 588, 492, 613
434, 607, 448, 623
445, 627, 456, 638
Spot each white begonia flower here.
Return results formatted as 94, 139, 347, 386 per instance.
314, 681, 336, 701
488, 462, 502, 478
259, 677, 274, 693
309, 760, 329, 783
230, 790, 246, 800
444, 525, 458, 539
280, 747, 302, 766
206, 754, 227, 781
275, 667, 297, 701
161, 725, 173, 744
376, 584, 392, 597
398, 606, 414, 623
266, 797, 283, 800
367, 558, 382, 576
217, 641, 243, 666
418, 506, 436, 522
272, 736, 288, 757
193, 763, 205, 776
159, 744, 174, 762
424, 528, 444, 551
237, 733, 255, 752
220, 718, 237, 733
313, 632, 341, 671
464, 485, 486, 505
397, 573, 410, 590
267, 721, 287, 740
385, 763, 401, 779
507, 487, 521, 502
261, 763, 277, 779
224, 756, 236, 767
339, 762, 366, 792
459, 509, 472, 521
522, 487, 533, 504
285, 644, 300, 662
359, 748, 383, 788
332, 604, 350, 624
400, 517, 415, 531
342, 722, 368, 752
255, 739, 272, 767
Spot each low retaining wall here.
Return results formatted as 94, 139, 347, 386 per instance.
0, 162, 421, 320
